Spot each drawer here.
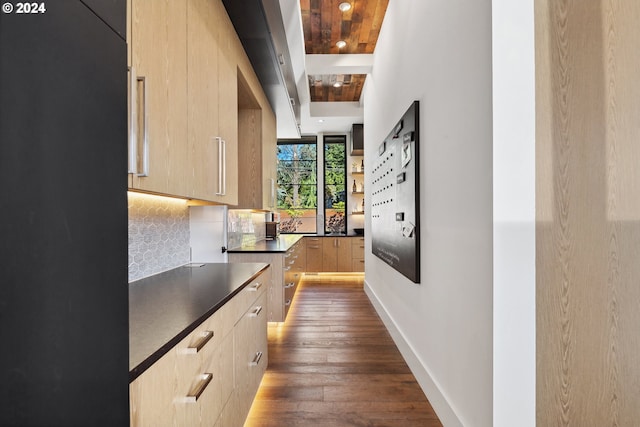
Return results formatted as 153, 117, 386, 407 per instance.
197, 331, 234, 426
131, 303, 234, 427
228, 273, 268, 326
234, 292, 268, 417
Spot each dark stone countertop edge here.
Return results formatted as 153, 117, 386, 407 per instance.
226, 234, 304, 253
128, 263, 269, 383
227, 234, 364, 253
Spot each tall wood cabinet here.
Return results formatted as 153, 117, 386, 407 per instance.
129, 0, 189, 197
187, 0, 238, 204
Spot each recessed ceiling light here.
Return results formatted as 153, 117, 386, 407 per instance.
336, 40, 347, 49
333, 82, 342, 88
338, 2, 352, 12
318, 119, 325, 123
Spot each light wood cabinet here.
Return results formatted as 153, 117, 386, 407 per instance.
229, 252, 282, 322
305, 237, 324, 272
130, 271, 268, 427
284, 239, 306, 318
128, 0, 276, 204
351, 237, 365, 272
306, 236, 361, 272
187, 0, 238, 204
128, 0, 189, 196
323, 237, 352, 272
229, 238, 305, 322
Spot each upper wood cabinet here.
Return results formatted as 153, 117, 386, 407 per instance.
128, 0, 189, 197
127, 0, 275, 204
187, 0, 238, 204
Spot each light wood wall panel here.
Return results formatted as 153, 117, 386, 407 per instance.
536, 0, 640, 425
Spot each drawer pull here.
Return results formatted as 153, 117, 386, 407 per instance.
249, 305, 263, 317
186, 330, 214, 354
308, 245, 320, 249
250, 351, 263, 366
185, 373, 213, 403
284, 282, 294, 289
285, 299, 292, 306
248, 282, 263, 292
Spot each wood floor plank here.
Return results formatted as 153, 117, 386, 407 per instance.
244, 274, 442, 427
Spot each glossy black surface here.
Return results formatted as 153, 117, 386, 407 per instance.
129, 263, 268, 381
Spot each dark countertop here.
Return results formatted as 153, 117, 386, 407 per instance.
227, 234, 304, 253
227, 234, 364, 253
129, 262, 269, 382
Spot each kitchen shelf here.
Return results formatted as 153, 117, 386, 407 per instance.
352, 191, 364, 195
351, 211, 365, 215
351, 171, 364, 175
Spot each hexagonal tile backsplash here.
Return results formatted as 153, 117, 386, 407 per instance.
128, 192, 190, 282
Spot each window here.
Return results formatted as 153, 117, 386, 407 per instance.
323, 136, 347, 234
276, 138, 317, 233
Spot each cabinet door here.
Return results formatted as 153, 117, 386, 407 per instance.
305, 237, 324, 272
336, 237, 352, 271
216, 0, 239, 204
233, 291, 268, 424
187, 0, 238, 203
187, 0, 220, 201
130, 0, 188, 197
322, 238, 338, 271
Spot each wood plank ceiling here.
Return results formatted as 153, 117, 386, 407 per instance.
300, 0, 389, 102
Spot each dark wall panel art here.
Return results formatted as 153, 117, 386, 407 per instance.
371, 101, 420, 283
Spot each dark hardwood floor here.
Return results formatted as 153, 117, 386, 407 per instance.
245, 274, 443, 427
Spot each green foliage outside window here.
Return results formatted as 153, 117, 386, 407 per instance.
277, 140, 317, 233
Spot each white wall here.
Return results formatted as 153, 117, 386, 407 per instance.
492, 1, 535, 426
363, 1, 493, 426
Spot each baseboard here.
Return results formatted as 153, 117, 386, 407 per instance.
364, 280, 463, 427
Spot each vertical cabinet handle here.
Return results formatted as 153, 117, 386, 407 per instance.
128, 67, 138, 174
135, 75, 149, 177
215, 137, 226, 196
269, 178, 275, 208
127, 68, 148, 176
185, 373, 213, 403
